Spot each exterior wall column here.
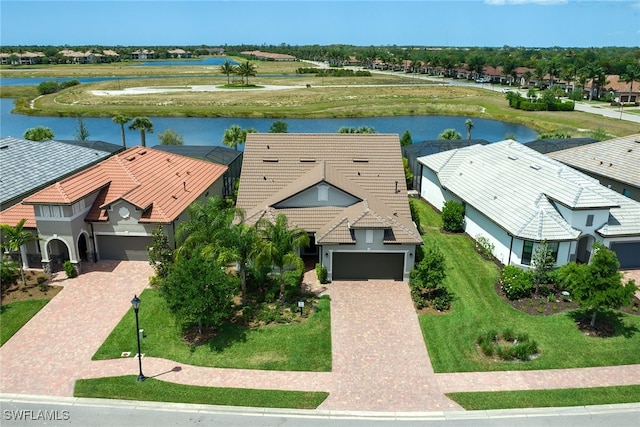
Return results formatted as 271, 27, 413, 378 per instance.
20, 244, 29, 270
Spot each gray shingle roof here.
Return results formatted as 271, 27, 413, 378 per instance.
418, 140, 640, 241
0, 137, 118, 208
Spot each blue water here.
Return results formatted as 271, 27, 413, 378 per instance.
0, 97, 536, 147
136, 57, 237, 67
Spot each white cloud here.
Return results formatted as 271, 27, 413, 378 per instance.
485, 0, 568, 5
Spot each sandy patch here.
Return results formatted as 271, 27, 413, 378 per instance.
91, 84, 304, 96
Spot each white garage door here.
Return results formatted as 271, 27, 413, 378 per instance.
97, 235, 153, 261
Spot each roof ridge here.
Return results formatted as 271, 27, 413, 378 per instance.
54, 182, 71, 203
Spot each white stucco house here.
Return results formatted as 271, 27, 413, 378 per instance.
236, 133, 422, 282
417, 140, 640, 270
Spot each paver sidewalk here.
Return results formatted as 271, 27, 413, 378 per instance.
1, 261, 639, 412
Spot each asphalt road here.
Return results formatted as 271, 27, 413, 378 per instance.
1, 396, 640, 427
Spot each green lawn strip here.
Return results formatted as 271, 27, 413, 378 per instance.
93, 291, 331, 372
447, 385, 640, 410
0, 299, 50, 346
74, 376, 328, 409
411, 198, 640, 372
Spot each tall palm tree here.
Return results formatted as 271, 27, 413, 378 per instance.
620, 64, 640, 104
465, 119, 474, 140
219, 60, 237, 85
112, 115, 131, 148
128, 117, 154, 147
218, 222, 262, 305
236, 61, 257, 85
257, 214, 309, 303
1, 218, 41, 285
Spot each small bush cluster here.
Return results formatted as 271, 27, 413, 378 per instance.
1, 259, 19, 290
475, 235, 495, 260
501, 265, 533, 300
315, 263, 328, 284
63, 260, 78, 278
37, 79, 80, 95
441, 200, 465, 233
506, 91, 574, 111
296, 67, 371, 77
476, 328, 539, 361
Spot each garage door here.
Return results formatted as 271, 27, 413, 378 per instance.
97, 235, 153, 261
610, 242, 640, 269
332, 252, 404, 281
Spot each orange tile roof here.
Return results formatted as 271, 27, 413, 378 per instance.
0, 203, 36, 228
22, 146, 227, 224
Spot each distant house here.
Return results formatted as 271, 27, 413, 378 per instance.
167, 48, 191, 58
0, 147, 227, 273
0, 51, 45, 65
418, 140, 640, 270
548, 134, 640, 203
236, 134, 422, 281
130, 49, 155, 60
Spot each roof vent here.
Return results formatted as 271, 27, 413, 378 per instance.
530, 164, 542, 170
138, 149, 147, 155
262, 158, 278, 163
300, 158, 316, 163
353, 158, 369, 163
0, 145, 8, 150
508, 155, 518, 160
126, 155, 136, 161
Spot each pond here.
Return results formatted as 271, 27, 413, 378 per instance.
0, 97, 537, 147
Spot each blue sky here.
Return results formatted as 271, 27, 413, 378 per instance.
1, 0, 639, 47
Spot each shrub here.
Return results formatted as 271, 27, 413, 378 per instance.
476, 328, 539, 361
475, 235, 495, 260
501, 265, 533, 300
63, 260, 78, 278
36, 275, 48, 285
441, 200, 465, 233
315, 263, 328, 284
284, 268, 304, 300
1, 259, 19, 290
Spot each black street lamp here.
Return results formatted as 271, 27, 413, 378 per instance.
131, 294, 145, 382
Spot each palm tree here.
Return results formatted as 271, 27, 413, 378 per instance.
620, 64, 640, 104
175, 196, 234, 261
438, 129, 462, 140
220, 60, 237, 85
219, 223, 262, 305
112, 115, 130, 148
128, 117, 154, 147
222, 125, 256, 150
464, 119, 474, 140
236, 61, 257, 85
257, 214, 309, 302
1, 218, 41, 285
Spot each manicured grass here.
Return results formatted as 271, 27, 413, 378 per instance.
447, 385, 640, 410
93, 290, 331, 372
74, 376, 328, 409
411, 198, 640, 372
0, 299, 50, 346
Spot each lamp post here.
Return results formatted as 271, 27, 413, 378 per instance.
131, 294, 145, 382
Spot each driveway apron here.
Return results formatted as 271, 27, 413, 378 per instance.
318, 280, 461, 411
0, 261, 152, 396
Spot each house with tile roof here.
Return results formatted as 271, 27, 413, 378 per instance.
418, 140, 640, 270
0, 146, 227, 273
547, 134, 640, 203
236, 133, 423, 281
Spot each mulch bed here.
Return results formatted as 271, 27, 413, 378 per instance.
1, 270, 61, 305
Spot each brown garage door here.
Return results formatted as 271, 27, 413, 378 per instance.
97, 235, 153, 261
332, 252, 404, 281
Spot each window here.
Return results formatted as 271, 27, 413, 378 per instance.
317, 185, 329, 202
72, 199, 85, 215
365, 229, 374, 244
521, 240, 534, 265
38, 205, 63, 218
586, 214, 594, 227
547, 241, 559, 263
623, 188, 632, 198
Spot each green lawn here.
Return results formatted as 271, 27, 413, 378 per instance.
0, 299, 50, 346
412, 198, 640, 372
447, 385, 640, 410
93, 291, 331, 372
74, 376, 328, 409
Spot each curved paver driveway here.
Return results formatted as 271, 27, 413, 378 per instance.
1, 261, 639, 412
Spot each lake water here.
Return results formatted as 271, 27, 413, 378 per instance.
0, 97, 537, 147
